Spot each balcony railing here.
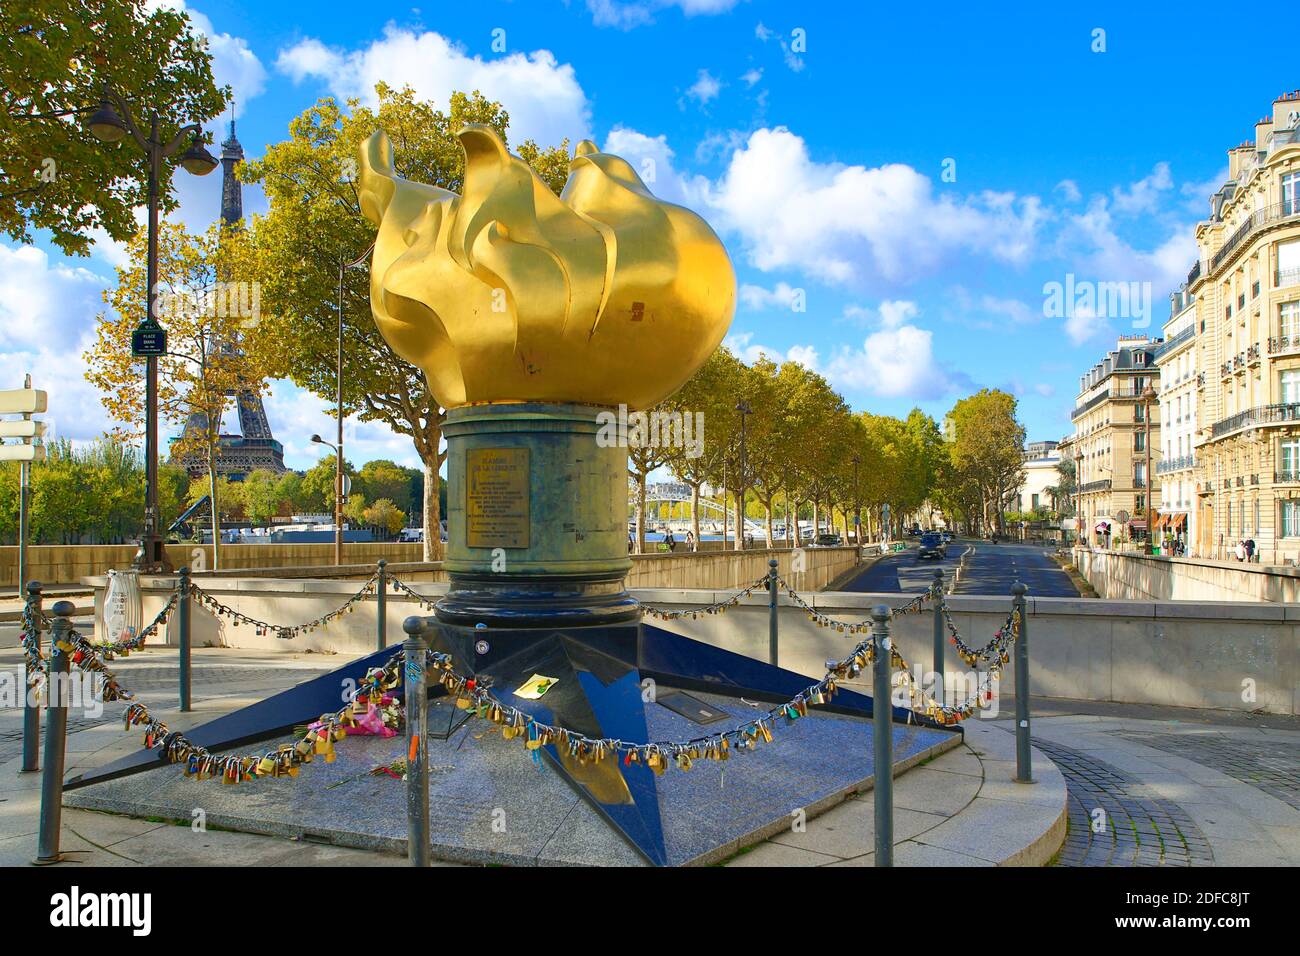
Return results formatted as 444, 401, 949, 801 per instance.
1156, 455, 1197, 474
1210, 402, 1300, 440
1210, 201, 1300, 273
1220, 361, 1233, 378
1278, 267, 1300, 289
1197, 371, 1206, 387
1247, 343, 1261, 364
1078, 478, 1113, 494
1070, 384, 1152, 420
1269, 334, 1300, 355
1277, 470, 1300, 484
1153, 325, 1195, 359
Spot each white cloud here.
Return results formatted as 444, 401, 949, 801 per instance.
702, 127, 1045, 285
601, 127, 710, 209
261, 384, 423, 470
741, 68, 763, 87
1063, 305, 1108, 347
723, 332, 817, 369
276, 26, 591, 146
686, 69, 723, 106
146, 1, 267, 115
1055, 179, 1082, 203
737, 281, 803, 311
823, 301, 970, 400
1110, 162, 1173, 216
587, 0, 744, 29
1056, 197, 1197, 300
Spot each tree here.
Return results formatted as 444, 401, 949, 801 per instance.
235, 85, 571, 561
662, 347, 746, 547
0, 0, 225, 255
364, 497, 406, 535
355, 459, 417, 514
937, 389, 1026, 535
299, 453, 354, 515
241, 468, 284, 525
84, 219, 266, 568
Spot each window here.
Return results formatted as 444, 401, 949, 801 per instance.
1227, 501, 1233, 535
1254, 499, 1260, 536
1281, 301, 1300, 339
1283, 369, 1300, 405
1283, 500, 1300, 538
1284, 172, 1300, 216
1135, 431, 1146, 452
1282, 439, 1300, 478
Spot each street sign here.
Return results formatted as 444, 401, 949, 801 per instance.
131, 319, 167, 357
0, 444, 46, 462
1116, 509, 1130, 523
0, 420, 46, 438
0, 388, 47, 414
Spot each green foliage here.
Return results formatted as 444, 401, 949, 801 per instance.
0, 0, 226, 255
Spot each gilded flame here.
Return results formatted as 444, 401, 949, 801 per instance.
358, 126, 735, 410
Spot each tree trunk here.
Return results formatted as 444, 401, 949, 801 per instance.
421, 460, 440, 562
690, 483, 701, 549
734, 487, 744, 551
764, 501, 774, 549
208, 450, 220, 571
812, 499, 820, 537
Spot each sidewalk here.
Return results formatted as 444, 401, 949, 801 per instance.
2, 636, 1296, 867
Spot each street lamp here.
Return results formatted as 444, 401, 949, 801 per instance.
87, 89, 218, 572
1142, 383, 1157, 556
735, 400, 751, 550
311, 435, 346, 565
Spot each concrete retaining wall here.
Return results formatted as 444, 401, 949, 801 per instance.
101, 575, 1298, 716
1074, 546, 1300, 603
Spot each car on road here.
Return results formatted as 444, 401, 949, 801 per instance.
812, 532, 843, 547
917, 532, 946, 560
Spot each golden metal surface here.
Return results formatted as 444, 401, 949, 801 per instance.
358, 126, 735, 410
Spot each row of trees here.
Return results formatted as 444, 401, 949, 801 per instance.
0, 439, 427, 545
628, 347, 956, 553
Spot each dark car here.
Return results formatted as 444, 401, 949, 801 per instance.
812, 532, 843, 547
917, 532, 946, 560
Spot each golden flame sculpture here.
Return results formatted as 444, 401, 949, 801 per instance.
358, 126, 735, 410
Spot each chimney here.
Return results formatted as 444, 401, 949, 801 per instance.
1273, 90, 1300, 132
1256, 115, 1274, 151
1227, 143, 1254, 181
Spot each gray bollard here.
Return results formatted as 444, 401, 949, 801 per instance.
377, 560, 388, 651
1011, 582, 1033, 783
36, 600, 75, 864
767, 558, 779, 665
871, 604, 894, 867
178, 567, 192, 712
402, 616, 430, 866
931, 569, 945, 707
21, 580, 43, 773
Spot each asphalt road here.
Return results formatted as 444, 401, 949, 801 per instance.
842, 538, 1079, 597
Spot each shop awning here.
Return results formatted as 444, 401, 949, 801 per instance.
1129, 519, 1147, 531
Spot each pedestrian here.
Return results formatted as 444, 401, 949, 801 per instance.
628, 532, 633, 554
664, 528, 676, 552
685, 529, 696, 552
1245, 537, 1256, 562
1235, 540, 1246, 562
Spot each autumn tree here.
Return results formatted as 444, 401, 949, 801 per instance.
0, 0, 225, 255
85, 220, 266, 568
937, 389, 1026, 535
234, 86, 571, 560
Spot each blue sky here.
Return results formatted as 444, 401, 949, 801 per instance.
3, 0, 1296, 470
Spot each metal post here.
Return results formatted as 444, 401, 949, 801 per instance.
1012, 582, 1033, 783
402, 617, 430, 866
178, 567, 191, 712
932, 568, 945, 706
377, 560, 388, 651
871, 604, 894, 866
36, 600, 75, 863
20, 580, 43, 772
767, 558, 778, 665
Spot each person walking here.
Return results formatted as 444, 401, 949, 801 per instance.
664, 528, 677, 552
685, 529, 696, 552
1245, 537, 1256, 563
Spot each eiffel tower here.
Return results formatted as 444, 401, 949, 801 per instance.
174, 118, 286, 479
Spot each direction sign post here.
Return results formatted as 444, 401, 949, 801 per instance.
1, 376, 47, 774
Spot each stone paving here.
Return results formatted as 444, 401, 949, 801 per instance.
1115, 730, 1300, 812
1033, 738, 1212, 866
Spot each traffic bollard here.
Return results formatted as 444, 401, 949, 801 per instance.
1011, 582, 1033, 783
767, 558, 779, 665
871, 604, 894, 867
402, 616, 430, 866
178, 567, 192, 712
377, 560, 388, 651
36, 600, 75, 864
21, 580, 43, 773
932, 569, 945, 707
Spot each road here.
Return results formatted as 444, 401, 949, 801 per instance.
842, 538, 1079, 597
